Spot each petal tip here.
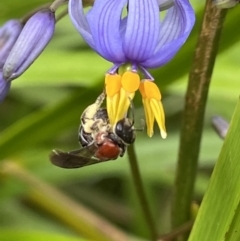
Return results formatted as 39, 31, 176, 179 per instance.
161, 131, 167, 139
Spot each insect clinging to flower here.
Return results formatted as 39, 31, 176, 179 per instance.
68, 0, 195, 138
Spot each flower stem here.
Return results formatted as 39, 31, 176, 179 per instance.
127, 144, 158, 241
20, 3, 52, 24
171, 0, 228, 234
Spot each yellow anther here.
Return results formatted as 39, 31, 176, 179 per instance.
139, 80, 167, 138
142, 98, 154, 137
121, 71, 140, 92
105, 71, 166, 138
105, 73, 121, 97
139, 81, 161, 100
114, 88, 131, 123
150, 99, 167, 139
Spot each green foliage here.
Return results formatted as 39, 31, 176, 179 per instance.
0, 0, 240, 241
189, 99, 240, 241
0, 230, 87, 241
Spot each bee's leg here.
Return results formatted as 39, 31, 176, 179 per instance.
94, 92, 106, 107
119, 145, 126, 157
81, 92, 106, 124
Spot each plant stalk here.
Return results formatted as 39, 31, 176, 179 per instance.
171, 0, 228, 234
127, 144, 158, 241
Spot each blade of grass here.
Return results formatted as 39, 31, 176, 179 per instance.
188, 98, 240, 241
0, 230, 88, 241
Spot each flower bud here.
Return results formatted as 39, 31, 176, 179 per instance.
3, 9, 55, 81
0, 20, 23, 68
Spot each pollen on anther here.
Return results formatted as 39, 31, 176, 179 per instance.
105, 74, 121, 97
140, 81, 161, 100
121, 71, 140, 92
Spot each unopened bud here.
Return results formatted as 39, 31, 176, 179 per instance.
3, 9, 55, 81
0, 72, 11, 102
0, 20, 23, 68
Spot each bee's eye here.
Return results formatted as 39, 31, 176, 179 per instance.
114, 119, 135, 145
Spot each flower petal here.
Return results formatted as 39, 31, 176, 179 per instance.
68, 0, 95, 48
3, 10, 55, 81
142, 0, 195, 68
86, 0, 127, 62
0, 72, 11, 102
123, 0, 160, 62
0, 20, 23, 68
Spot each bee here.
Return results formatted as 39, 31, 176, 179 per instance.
50, 92, 135, 168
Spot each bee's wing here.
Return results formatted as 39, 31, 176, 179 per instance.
49, 143, 101, 168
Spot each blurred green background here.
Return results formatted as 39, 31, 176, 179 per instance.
0, 1, 240, 240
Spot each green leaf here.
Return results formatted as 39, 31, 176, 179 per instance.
0, 229, 88, 241
0, 88, 101, 160
188, 98, 240, 241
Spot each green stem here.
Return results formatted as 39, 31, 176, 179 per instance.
127, 144, 158, 241
55, 7, 68, 22
171, 0, 228, 233
20, 3, 52, 24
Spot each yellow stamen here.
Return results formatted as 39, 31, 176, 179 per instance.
105, 74, 122, 124
139, 80, 167, 138
108, 71, 140, 124
114, 88, 132, 123
139, 81, 161, 100
121, 71, 140, 92
150, 99, 167, 139
142, 98, 154, 137
105, 73, 121, 97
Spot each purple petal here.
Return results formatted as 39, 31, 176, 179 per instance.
0, 20, 23, 68
0, 72, 11, 102
142, 0, 195, 68
3, 10, 55, 81
68, 0, 95, 48
123, 0, 160, 62
86, 0, 127, 62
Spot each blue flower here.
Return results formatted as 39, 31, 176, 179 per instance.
0, 72, 11, 102
69, 0, 195, 137
0, 20, 22, 101
3, 9, 55, 81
